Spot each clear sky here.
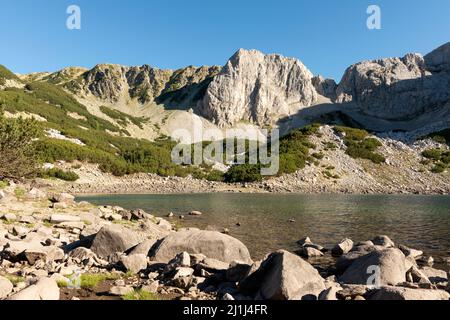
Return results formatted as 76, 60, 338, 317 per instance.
1, 0, 449, 81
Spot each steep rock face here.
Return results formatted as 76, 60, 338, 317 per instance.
312, 75, 337, 100
425, 42, 450, 73
335, 44, 450, 120
200, 49, 318, 127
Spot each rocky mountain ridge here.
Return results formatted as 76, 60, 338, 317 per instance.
63, 64, 221, 108
19, 42, 448, 136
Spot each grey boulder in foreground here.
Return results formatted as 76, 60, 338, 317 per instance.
239, 250, 326, 300
151, 229, 253, 264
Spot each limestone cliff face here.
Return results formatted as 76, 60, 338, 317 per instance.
335, 43, 450, 121
199, 49, 318, 127
63, 64, 220, 105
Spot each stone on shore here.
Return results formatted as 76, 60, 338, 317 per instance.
120, 254, 148, 274
51, 193, 75, 204
406, 266, 431, 284
367, 286, 450, 300
296, 237, 312, 246
300, 246, 324, 258
90, 224, 143, 259
226, 262, 253, 282
398, 244, 423, 259
318, 286, 339, 300
2, 213, 17, 222
336, 244, 385, 272
151, 229, 252, 264
129, 239, 158, 256
50, 214, 81, 224
239, 250, 326, 300
9, 278, 59, 300
339, 248, 407, 286
0, 276, 13, 299
420, 267, 448, 283
164, 252, 191, 274
331, 238, 354, 256
371, 235, 395, 248
109, 286, 134, 296
189, 211, 203, 216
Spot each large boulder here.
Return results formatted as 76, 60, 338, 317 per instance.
51, 193, 75, 203
368, 286, 450, 300
151, 229, 252, 264
239, 250, 326, 300
336, 244, 384, 272
339, 248, 407, 286
119, 254, 148, 274
128, 239, 158, 256
90, 224, 143, 259
9, 278, 59, 300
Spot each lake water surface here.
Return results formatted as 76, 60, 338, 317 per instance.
78, 194, 450, 266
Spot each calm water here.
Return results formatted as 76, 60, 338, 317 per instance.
77, 194, 450, 265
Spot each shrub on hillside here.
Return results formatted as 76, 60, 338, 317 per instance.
0, 113, 40, 179
224, 164, 262, 183
39, 168, 79, 181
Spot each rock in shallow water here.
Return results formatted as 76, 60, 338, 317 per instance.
331, 238, 354, 256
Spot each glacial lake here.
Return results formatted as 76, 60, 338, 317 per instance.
77, 194, 450, 268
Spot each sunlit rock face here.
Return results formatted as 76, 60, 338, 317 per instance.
200, 49, 318, 127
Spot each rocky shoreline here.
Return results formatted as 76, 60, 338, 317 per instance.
1, 183, 449, 301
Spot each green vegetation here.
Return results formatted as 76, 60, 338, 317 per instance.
14, 187, 26, 198
122, 289, 161, 300
427, 129, 450, 145
225, 163, 262, 183
0, 112, 40, 179
0, 65, 20, 85
99, 106, 148, 129
422, 148, 450, 173
4, 275, 25, 285
39, 168, 79, 181
323, 170, 340, 179
223, 124, 321, 182
56, 280, 68, 288
335, 126, 385, 164
0, 180, 9, 189
322, 141, 337, 150
78, 273, 120, 289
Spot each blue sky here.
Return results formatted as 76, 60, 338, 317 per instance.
1, 0, 449, 81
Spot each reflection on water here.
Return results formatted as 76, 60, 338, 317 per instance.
78, 194, 450, 263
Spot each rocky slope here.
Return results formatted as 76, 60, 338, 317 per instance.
0, 185, 449, 300
44, 125, 450, 196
